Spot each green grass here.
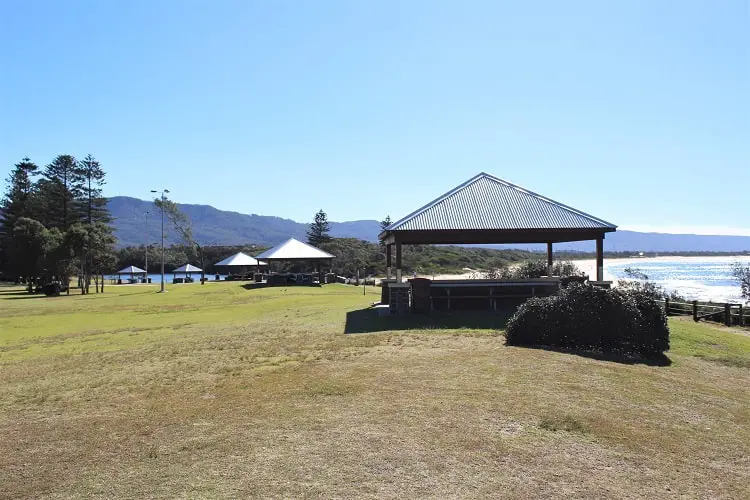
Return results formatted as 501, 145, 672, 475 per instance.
670, 317, 750, 367
0, 282, 748, 498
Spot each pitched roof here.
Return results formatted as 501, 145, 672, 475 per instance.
255, 238, 335, 260
173, 264, 203, 273
214, 252, 267, 267
116, 265, 146, 274
387, 172, 616, 232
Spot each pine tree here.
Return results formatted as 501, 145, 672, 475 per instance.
380, 215, 392, 232
77, 154, 110, 224
378, 215, 392, 249
1, 157, 39, 227
67, 155, 114, 293
307, 209, 331, 246
0, 158, 40, 279
42, 154, 82, 230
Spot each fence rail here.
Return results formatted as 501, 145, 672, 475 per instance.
663, 298, 747, 327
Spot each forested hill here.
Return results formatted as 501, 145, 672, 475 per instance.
108, 196, 380, 247
108, 196, 750, 252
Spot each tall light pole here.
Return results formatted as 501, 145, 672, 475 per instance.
151, 189, 170, 293
144, 210, 150, 282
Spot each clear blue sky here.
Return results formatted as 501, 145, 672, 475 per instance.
1, 1, 748, 234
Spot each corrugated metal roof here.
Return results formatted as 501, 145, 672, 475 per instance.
116, 265, 146, 274
214, 252, 267, 267
255, 238, 335, 260
387, 173, 616, 232
173, 264, 203, 273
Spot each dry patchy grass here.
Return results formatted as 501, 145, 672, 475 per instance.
0, 282, 748, 498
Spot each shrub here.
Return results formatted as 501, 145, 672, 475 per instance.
617, 273, 686, 302
484, 259, 583, 280
620, 287, 670, 354
731, 261, 750, 302
506, 283, 669, 357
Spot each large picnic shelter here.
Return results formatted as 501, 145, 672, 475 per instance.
254, 238, 335, 285
379, 173, 617, 313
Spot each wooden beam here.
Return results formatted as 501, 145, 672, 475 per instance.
546, 242, 553, 276
387, 228, 614, 245
386, 244, 392, 279
395, 241, 402, 283
596, 237, 604, 281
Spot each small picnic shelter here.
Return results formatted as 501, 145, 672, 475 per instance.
172, 264, 202, 282
214, 252, 267, 269
215, 252, 267, 277
116, 265, 147, 283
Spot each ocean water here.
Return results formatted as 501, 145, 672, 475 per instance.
607, 256, 750, 303
109, 273, 227, 284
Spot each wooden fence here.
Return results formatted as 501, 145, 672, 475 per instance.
663, 298, 748, 327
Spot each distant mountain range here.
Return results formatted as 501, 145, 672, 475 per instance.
108, 196, 750, 253
108, 196, 380, 248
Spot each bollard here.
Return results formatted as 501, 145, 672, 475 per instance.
692, 300, 698, 322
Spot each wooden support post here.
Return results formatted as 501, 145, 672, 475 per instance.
546, 242, 553, 276
724, 303, 731, 327
595, 237, 604, 282
386, 244, 392, 279
739, 304, 744, 327
692, 300, 698, 322
395, 241, 402, 283
664, 297, 670, 316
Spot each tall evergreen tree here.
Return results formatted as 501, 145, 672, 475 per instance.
1, 157, 39, 229
42, 154, 81, 230
68, 155, 114, 293
1, 158, 40, 278
380, 215, 392, 232
307, 209, 331, 246
77, 154, 110, 224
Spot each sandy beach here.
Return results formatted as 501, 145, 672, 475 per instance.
415, 255, 750, 285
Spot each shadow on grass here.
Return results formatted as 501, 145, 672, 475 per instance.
344, 307, 512, 334
344, 307, 673, 366
241, 282, 325, 291
2, 292, 48, 300
511, 344, 672, 366
240, 282, 266, 291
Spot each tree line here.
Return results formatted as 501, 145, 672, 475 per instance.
112, 239, 540, 278
0, 155, 114, 293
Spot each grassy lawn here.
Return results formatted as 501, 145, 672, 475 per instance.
1, 282, 748, 498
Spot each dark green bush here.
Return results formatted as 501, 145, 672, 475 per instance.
506, 283, 670, 357
620, 288, 670, 354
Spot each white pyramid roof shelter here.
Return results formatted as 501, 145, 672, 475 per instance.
255, 238, 335, 261
116, 265, 147, 275
172, 264, 203, 273
214, 252, 267, 267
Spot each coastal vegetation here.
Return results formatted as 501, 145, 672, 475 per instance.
506, 283, 670, 357
111, 241, 540, 278
732, 261, 750, 301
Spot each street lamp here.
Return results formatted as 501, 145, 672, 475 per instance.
151, 189, 170, 292
144, 211, 150, 282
